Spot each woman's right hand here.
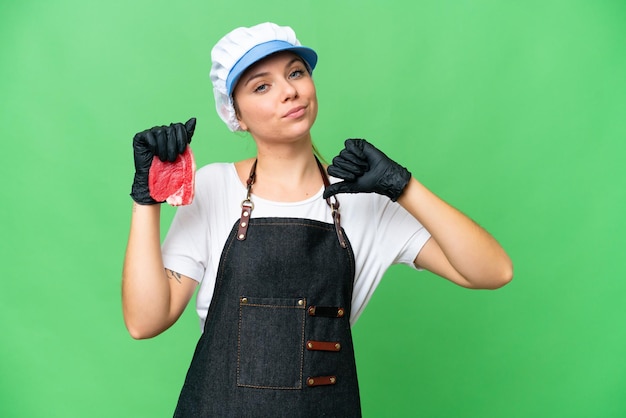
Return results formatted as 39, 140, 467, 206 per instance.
323, 138, 411, 202
130, 117, 196, 204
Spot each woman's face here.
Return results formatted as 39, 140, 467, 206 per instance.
232, 51, 318, 144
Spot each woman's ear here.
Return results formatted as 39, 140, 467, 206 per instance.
233, 98, 247, 131
237, 117, 248, 132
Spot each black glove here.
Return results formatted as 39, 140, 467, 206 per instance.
323, 138, 411, 202
130, 118, 196, 204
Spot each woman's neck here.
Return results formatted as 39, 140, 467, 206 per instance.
236, 140, 324, 202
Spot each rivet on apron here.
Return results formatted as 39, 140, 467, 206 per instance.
241, 297, 248, 304
337, 308, 345, 317
298, 299, 304, 306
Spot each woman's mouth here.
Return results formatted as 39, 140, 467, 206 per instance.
283, 106, 306, 118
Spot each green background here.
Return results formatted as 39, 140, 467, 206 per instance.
1, 0, 625, 417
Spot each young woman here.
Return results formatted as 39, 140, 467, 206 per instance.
122, 22, 513, 417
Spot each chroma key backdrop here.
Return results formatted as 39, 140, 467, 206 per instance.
1, 0, 625, 417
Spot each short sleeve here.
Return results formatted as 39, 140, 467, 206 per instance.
374, 197, 431, 269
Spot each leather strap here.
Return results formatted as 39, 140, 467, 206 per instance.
308, 306, 345, 318
306, 340, 342, 352
306, 376, 337, 387
237, 160, 257, 241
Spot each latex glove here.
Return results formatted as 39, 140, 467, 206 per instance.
130, 118, 196, 204
323, 138, 411, 202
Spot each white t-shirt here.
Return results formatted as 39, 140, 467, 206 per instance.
162, 163, 431, 329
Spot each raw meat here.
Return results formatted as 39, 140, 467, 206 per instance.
148, 146, 196, 206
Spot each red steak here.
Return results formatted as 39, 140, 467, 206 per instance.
148, 147, 196, 206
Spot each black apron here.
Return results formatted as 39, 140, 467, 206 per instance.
174, 160, 362, 417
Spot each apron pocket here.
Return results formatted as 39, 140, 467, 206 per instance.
237, 296, 306, 389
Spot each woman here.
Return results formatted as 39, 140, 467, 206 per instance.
122, 22, 512, 417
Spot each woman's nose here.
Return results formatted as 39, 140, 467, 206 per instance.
280, 80, 298, 101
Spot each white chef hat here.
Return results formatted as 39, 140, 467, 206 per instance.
210, 22, 318, 132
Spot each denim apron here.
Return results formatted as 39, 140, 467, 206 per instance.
174, 159, 362, 417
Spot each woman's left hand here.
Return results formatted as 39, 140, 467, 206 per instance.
323, 138, 411, 201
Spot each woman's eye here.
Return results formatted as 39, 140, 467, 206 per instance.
289, 69, 305, 79
254, 83, 269, 93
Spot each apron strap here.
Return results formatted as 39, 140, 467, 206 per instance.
315, 157, 347, 248
236, 160, 256, 241
237, 157, 347, 249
